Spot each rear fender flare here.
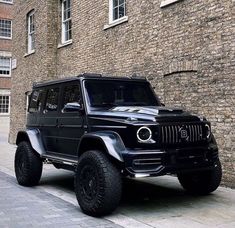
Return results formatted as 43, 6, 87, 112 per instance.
16, 129, 46, 156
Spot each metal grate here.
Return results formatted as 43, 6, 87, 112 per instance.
161, 124, 204, 145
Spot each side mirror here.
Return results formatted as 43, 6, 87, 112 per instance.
62, 102, 83, 113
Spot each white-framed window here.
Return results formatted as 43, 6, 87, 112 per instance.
27, 10, 35, 53
0, 19, 12, 39
0, 0, 13, 4
109, 0, 126, 23
0, 56, 11, 77
0, 95, 10, 115
61, 0, 72, 44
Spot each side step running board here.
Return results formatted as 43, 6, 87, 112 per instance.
42, 154, 78, 166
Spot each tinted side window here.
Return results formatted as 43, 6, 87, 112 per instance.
28, 90, 43, 113
45, 88, 59, 112
62, 84, 81, 109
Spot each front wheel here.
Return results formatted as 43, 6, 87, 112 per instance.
177, 160, 222, 195
75, 150, 122, 217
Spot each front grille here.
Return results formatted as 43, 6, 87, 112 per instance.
160, 124, 204, 145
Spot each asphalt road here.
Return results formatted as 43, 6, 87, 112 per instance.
0, 119, 235, 228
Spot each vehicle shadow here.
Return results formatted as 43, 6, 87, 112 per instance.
40, 169, 75, 191
119, 178, 206, 211
39, 169, 210, 212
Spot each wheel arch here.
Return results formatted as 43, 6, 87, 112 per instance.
16, 130, 46, 156
78, 131, 125, 162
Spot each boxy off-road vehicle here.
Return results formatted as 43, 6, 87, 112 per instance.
15, 73, 222, 216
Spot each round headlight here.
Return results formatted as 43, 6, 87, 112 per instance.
137, 126, 152, 142
205, 124, 211, 139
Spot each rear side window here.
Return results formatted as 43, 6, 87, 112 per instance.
62, 84, 81, 109
28, 90, 43, 113
45, 88, 60, 112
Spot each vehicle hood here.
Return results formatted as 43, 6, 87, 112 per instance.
88, 106, 200, 123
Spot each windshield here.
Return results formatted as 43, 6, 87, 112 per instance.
84, 80, 160, 108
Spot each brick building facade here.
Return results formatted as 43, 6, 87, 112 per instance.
10, 0, 235, 187
0, 0, 13, 122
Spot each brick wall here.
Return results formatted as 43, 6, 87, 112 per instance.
10, 0, 235, 187
0, 2, 13, 54
0, 77, 11, 88
0, 1, 13, 111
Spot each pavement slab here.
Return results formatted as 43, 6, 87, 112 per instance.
0, 171, 122, 228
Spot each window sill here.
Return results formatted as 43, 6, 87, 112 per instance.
0, 36, 12, 40
57, 40, 73, 49
0, 1, 13, 5
0, 75, 11, 78
24, 50, 35, 57
103, 16, 128, 30
160, 0, 181, 8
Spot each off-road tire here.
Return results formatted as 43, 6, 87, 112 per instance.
75, 150, 122, 217
177, 160, 222, 195
15, 141, 43, 186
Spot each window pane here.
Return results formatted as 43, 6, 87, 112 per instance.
67, 0, 71, 8
119, 4, 125, 18
112, 0, 126, 21
28, 11, 35, 52
29, 90, 43, 113
113, 7, 119, 20
0, 95, 10, 114
63, 0, 71, 20
64, 20, 72, 41
29, 14, 35, 33
0, 56, 11, 76
119, 0, 125, 5
0, 19, 11, 38
62, 85, 80, 111
85, 80, 159, 107
62, 0, 72, 42
45, 88, 59, 112
113, 0, 119, 7
32, 33, 35, 50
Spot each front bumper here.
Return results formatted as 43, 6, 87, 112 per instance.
122, 144, 219, 177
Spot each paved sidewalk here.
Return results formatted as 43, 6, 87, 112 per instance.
0, 171, 121, 228
0, 120, 235, 227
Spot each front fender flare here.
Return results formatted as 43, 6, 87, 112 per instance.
78, 131, 126, 162
16, 129, 46, 156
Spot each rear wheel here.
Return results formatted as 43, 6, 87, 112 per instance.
75, 150, 122, 217
15, 141, 43, 186
177, 160, 222, 195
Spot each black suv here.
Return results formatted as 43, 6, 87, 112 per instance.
15, 73, 222, 216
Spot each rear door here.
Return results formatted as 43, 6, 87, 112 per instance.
27, 89, 44, 127
57, 82, 85, 158
40, 86, 60, 153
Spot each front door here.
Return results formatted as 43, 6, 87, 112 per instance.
57, 82, 84, 158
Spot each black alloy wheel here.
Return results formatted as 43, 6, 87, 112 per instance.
75, 150, 122, 217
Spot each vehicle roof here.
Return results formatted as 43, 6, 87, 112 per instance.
33, 73, 148, 88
